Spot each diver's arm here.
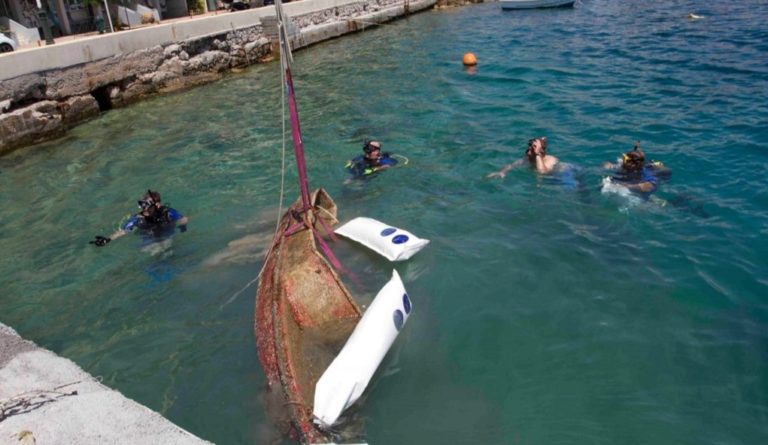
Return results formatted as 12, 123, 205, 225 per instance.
649, 162, 671, 179
360, 165, 386, 176
635, 181, 656, 193
111, 215, 142, 240
177, 216, 189, 232
372, 164, 392, 172
345, 155, 365, 170
487, 165, 512, 179
108, 229, 129, 240
91, 215, 138, 246
367, 155, 397, 173
166, 208, 188, 232
90, 228, 126, 247
487, 159, 524, 178
621, 181, 656, 194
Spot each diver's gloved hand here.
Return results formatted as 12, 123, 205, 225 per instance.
178, 225, 187, 233
90, 235, 111, 247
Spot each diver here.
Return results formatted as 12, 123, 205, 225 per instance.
602, 142, 669, 196
345, 140, 398, 178
488, 136, 563, 178
90, 190, 188, 247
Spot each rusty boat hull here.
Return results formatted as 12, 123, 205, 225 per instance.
255, 188, 362, 443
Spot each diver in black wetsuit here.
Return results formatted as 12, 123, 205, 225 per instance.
602, 143, 708, 216
602, 142, 670, 197
90, 190, 189, 247
345, 140, 398, 178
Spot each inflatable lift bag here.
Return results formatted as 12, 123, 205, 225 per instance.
313, 270, 413, 428
334, 217, 429, 261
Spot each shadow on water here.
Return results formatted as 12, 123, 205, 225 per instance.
663, 193, 711, 218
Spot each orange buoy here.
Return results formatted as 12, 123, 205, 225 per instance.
462, 52, 477, 67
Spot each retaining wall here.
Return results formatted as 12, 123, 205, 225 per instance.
0, 0, 437, 155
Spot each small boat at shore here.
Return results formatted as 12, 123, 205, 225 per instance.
501, 0, 575, 10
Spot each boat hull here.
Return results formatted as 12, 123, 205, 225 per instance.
255, 188, 362, 443
501, 0, 575, 10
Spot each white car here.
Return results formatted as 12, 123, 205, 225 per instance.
0, 32, 17, 53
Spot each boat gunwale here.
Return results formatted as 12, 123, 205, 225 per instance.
255, 188, 362, 443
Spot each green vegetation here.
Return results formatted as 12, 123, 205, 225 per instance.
187, 0, 206, 14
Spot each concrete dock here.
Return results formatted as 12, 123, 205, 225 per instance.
0, 323, 212, 445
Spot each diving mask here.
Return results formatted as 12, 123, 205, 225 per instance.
138, 198, 154, 210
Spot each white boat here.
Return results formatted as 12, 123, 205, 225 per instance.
501, 0, 575, 10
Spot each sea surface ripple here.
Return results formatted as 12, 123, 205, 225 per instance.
0, 1, 766, 444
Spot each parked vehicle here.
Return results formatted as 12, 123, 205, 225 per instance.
222, 0, 251, 11
0, 32, 17, 53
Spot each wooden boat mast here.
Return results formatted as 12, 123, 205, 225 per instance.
276, 0, 312, 212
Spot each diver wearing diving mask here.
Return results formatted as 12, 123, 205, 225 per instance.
90, 190, 188, 247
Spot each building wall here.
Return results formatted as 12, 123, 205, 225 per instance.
2, 0, 73, 36
1, 0, 14, 19
164, 0, 187, 18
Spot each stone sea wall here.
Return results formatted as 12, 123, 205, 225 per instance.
0, 27, 270, 155
0, 0, 438, 156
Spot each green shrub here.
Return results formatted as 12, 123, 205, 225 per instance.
187, 0, 205, 14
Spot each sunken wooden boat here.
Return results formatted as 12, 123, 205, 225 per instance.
254, 1, 362, 442
255, 189, 362, 443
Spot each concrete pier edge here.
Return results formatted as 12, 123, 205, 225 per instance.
0, 322, 212, 444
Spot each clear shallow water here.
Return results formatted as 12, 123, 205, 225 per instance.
1, 1, 767, 444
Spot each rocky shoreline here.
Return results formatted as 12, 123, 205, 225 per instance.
0, 27, 271, 155
0, 0, 450, 156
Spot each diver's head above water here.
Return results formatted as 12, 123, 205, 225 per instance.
363, 140, 382, 160
621, 142, 645, 172
138, 190, 162, 215
525, 137, 548, 161
363, 139, 381, 153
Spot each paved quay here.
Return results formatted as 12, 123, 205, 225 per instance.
14, 9, 232, 51
0, 323, 211, 445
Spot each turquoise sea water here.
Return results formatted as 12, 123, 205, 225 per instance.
1, 1, 767, 444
